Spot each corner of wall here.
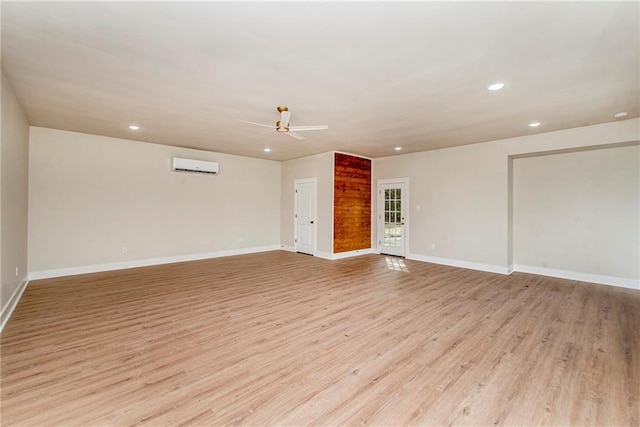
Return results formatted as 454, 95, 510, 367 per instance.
1, 71, 31, 329
0, 275, 29, 333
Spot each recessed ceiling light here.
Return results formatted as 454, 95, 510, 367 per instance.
528, 122, 541, 128
487, 82, 505, 91
128, 125, 140, 130
395, 147, 402, 151
613, 111, 628, 119
263, 148, 271, 152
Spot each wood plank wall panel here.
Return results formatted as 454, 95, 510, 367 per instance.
333, 153, 372, 253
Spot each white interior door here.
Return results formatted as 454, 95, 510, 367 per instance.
295, 179, 317, 255
378, 181, 407, 257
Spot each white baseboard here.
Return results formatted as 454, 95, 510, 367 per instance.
316, 248, 377, 260
513, 265, 640, 290
280, 245, 295, 252
1, 276, 29, 334
332, 248, 377, 259
29, 245, 282, 281
316, 251, 333, 260
406, 253, 510, 275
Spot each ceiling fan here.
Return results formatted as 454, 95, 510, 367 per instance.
237, 106, 328, 140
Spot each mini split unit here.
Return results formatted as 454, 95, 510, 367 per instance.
172, 157, 219, 175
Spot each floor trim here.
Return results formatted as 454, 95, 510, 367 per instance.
1, 276, 29, 333
28, 245, 281, 281
407, 253, 510, 275
513, 264, 640, 290
317, 248, 377, 260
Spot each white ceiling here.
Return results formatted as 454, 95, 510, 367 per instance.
2, 1, 638, 161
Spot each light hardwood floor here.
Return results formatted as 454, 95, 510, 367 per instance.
1, 251, 638, 426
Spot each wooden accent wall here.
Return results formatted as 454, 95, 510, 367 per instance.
334, 153, 371, 253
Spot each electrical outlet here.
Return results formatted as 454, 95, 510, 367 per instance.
15, 267, 19, 277
122, 247, 128, 254
431, 243, 436, 250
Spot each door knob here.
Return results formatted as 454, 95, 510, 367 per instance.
310, 221, 314, 224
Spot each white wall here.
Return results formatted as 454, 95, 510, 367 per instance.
373, 119, 640, 283
374, 142, 507, 271
28, 127, 281, 275
280, 152, 334, 256
13, 115, 640, 292
1, 72, 30, 321
513, 145, 639, 281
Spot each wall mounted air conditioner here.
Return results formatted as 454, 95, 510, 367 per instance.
172, 157, 219, 175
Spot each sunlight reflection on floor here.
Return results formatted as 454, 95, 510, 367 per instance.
385, 256, 409, 272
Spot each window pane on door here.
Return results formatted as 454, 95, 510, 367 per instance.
379, 182, 406, 257
383, 186, 402, 247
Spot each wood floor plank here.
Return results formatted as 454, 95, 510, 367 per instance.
1, 251, 638, 426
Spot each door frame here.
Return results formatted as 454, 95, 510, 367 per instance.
294, 178, 317, 256
377, 178, 409, 257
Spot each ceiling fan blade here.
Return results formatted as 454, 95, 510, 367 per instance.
254, 129, 276, 137
288, 125, 329, 132
280, 111, 291, 127
286, 131, 306, 140
236, 119, 276, 129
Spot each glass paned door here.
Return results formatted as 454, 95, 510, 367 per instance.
378, 182, 406, 257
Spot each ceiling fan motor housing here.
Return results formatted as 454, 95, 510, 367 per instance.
275, 120, 288, 132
